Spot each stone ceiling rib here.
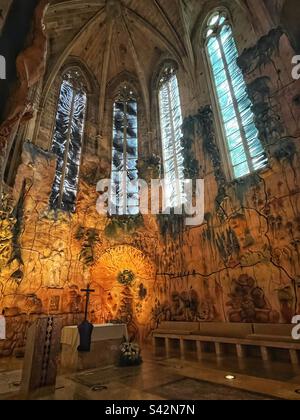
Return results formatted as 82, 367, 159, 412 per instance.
41, 7, 106, 109
152, 0, 187, 57
49, 0, 106, 10
124, 6, 184, 68
176, 0, 195, 73
98, 19, 114, 135
40, 0, 198, 134
121, 7, 151, 127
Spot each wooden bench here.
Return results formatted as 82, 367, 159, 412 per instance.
152, 322, 300, 365
247, 323, 300, 365
152, 322, 200, 357
193, 322, 253, 359
152, 321, 200, 335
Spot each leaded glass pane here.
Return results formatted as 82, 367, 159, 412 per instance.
50, 69, 87, 212
208, 13, 220, 26
206, 12, 267, 178
111, 85, 139, 215
158, 66, 185, 208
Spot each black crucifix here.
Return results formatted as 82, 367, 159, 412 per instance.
77, 284, 95, 353
81, 284, 95, 321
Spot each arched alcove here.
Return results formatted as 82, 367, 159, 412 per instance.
89, 245, 156, 342
35, 57, 99, 152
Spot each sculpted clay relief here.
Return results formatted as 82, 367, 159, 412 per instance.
0, 3, 300, 357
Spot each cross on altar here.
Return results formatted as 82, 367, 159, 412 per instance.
77, 285, 96, 353
81, 284, 95, 322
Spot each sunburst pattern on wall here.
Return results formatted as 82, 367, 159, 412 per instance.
89, 245, 155, 340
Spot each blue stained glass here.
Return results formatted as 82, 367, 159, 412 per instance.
217, 89, 232, 107
230, 144, 247, 166
219, 16, 226, 25
216, 81, 231, 99
234, 161, 250, 178
222, 106, 236, 124
126, 159, 138, 170
225, 117, 240, 137
214, 68, 227, 87
206, 13, 267, 178
226, 129, 243, 149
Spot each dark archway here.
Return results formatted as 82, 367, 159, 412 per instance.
0, 0, 39, 122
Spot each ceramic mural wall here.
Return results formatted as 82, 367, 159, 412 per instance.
0, 3, 300, 355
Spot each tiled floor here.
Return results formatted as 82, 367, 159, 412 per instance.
0, 357, 23, 399
1, 347, 300, 400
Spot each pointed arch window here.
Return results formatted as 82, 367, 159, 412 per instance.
111, 85, 139, 215
205, 11, 267, 179
50, 68, 87, 212
158, 64, 185, 208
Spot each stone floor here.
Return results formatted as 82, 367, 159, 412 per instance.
1, 347, 300, 400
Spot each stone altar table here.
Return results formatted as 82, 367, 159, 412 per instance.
60, 324, 128, 373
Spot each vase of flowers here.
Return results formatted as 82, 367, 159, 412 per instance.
119, 340, 142, 367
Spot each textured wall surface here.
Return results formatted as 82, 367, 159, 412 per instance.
0, 0, 300, 356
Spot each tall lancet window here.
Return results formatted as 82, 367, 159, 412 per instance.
50, 68, 87, 212
111, 85, 139, 215
205, 11, 267, 179
158, 64, 185, 208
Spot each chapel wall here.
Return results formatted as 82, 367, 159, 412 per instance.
151, 4, 300, 326
1, 1, 300, 356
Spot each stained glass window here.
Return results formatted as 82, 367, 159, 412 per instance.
205, 11, 267, 179
111, 85, 139, 215
158, 65, 185, 208
50, 68, 87, 212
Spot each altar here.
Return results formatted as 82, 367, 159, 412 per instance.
60, 324, 128, 373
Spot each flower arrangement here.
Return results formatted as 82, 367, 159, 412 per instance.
117, 269, 135, 286
119, 340, 142, 367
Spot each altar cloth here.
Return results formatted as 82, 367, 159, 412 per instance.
60, 324, 128, 373
61, 324, 128, 348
